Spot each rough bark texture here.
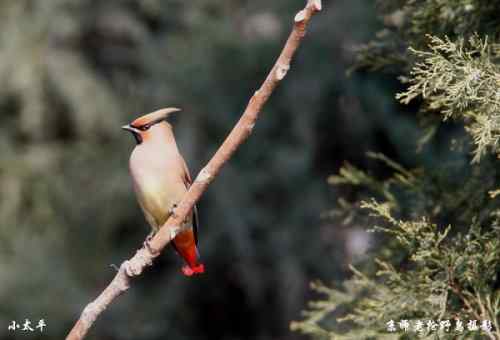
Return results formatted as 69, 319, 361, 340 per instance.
66, 1, 322, 339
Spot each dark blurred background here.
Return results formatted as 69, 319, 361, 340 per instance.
0, 1, 424, 339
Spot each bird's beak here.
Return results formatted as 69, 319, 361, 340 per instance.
122, 124, 143, 144
121, 124, 138, 133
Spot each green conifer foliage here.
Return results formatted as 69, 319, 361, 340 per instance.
292, 1, 500, 339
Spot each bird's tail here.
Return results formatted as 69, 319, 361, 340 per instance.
173, 229, 205, 276
181, 263, 205, 276
181, 244, 205, 276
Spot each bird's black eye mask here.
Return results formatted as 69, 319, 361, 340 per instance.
132, 116, 169, 131
124, 116, 169, 145
131, 131, 143, 144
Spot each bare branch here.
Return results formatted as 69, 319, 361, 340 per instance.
66, 1, 321, 339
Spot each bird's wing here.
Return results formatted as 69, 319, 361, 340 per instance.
180, 155, 199, 246
192, 204, 199, 246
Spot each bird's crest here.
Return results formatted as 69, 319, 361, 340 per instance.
131, 107, 181, 128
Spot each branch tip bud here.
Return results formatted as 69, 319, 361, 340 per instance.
196, 167, 213, 183
169, 226, 179, 240
294, 10, 306, 23
275, 63, 290, 80
247, 122, 256, 132
312, 0, 322, 11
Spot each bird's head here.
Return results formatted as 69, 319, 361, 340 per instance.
122, 107, 180, 144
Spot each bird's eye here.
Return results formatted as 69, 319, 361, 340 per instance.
138, 124, 150, 131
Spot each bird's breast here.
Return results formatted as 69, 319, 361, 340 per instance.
129, 146, 188, 228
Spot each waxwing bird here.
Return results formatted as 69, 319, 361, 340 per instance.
122, 107, 205, 276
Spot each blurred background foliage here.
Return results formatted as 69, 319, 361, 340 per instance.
0, 0, 461, 339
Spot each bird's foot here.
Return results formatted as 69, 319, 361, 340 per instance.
144, 237, 160, 256
170, 203, 190, 224
146, 232, 153, 242
168, 203, 178, 219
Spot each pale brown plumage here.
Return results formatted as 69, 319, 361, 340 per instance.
122, 108, 204, 276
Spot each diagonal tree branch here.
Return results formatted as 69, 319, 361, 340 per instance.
66, 1, 322, 339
